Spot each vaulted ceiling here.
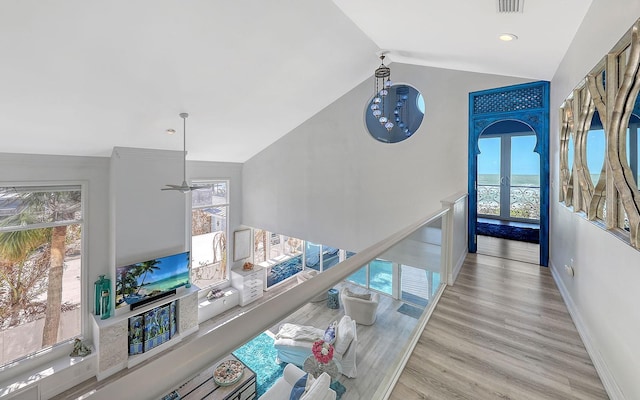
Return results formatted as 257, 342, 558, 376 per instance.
0, 0, 592, 162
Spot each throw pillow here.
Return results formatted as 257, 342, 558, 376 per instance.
304, 373, 316, 392
345, 287, 372, 300
289, 374, 308, 400
334, 315, 355, 354
300, 372, 331, 400
323, 321, 337, 344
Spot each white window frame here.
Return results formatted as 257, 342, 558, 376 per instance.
0, 182, 86, 380
190, 180, 230, 293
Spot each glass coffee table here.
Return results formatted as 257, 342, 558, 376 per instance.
303, 355, 339, 381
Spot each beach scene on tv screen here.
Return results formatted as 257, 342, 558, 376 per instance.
115, 252, 190, 309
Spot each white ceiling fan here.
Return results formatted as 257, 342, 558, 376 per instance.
162, 112, 203, 193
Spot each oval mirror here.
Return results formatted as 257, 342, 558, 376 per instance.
365, 84, 424, 143
626, 112, 640, 189
586, 109, 605, 187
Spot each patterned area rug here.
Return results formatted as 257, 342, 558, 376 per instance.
233, 332, 285, 397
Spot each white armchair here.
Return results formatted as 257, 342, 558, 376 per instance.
259, 364, 336, 400
340, 287, 380, 325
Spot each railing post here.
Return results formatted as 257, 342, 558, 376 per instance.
441, 192, 469, 284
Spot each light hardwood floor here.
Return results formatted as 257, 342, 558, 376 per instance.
476, 234, 540, 265
389, 252, 608, 400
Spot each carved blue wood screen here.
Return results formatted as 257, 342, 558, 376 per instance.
468, 81, 550, 266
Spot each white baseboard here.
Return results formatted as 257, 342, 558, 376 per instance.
451, 249, 467, 284
550, 261, 625, 400
96, 362, 126, 382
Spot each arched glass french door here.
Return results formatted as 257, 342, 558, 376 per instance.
468, 81, 550, 266
478, 125, 540, 224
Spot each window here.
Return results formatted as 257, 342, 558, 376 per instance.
321, 245, 340, 270
304, 242, 321, 271
261, 232, 303, 260
191, 181, 229, 289
346, 258, 393, 296
254, 229, 267, 263
0, 185, 83, 367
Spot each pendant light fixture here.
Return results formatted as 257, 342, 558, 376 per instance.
365, 53, 425, 144
370, 54, 394, 132
162, 112, 202, 193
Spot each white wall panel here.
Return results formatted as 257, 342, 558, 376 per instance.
550, 2, 640, 399
243, 64, 527, 252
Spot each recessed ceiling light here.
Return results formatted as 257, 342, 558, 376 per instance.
166, 128, 176, 135
499, 33, 518, 42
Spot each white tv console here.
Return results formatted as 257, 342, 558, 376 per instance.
91, 285, 200, 381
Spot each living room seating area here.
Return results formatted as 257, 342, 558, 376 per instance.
273, 315, 358, 378
258, 364, 336, 400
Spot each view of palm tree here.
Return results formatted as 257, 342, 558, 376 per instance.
135, 260, 161, 294
0, 187, 82, 367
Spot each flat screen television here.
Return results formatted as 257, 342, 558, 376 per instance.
116, 251, 190, 309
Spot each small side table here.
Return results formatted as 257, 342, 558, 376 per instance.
303, 355, 339, 381
327, 288, 339, 309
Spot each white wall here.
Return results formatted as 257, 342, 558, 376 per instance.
111, 147, 187, 267
550, 4, 640, 400
243, 64, 528, 251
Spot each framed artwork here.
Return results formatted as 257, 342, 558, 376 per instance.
233, 229, 251, 261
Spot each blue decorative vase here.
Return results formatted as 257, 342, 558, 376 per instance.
327, 288, 339, 309
100, 286, 111, 320
94, 275, 111, 318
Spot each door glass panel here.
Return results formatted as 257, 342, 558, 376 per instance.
369, 259, 392, 295
304, 242, 321, 271
478, 136, 501, 216
400, 265, 429, 307
321, 246, 340, 270
347, 266, 367, 286
510, 135, 540, 220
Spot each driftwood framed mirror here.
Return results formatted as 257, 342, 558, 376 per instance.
560, 18, 640, 249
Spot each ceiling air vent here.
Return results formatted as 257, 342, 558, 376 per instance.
497, 0, 524, 13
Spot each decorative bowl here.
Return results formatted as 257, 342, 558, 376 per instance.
213, 359, 244, 386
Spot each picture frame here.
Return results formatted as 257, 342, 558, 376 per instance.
233, 229, 251, 261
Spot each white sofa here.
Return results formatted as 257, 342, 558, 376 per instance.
273, 315, 357, 378
340, 287, 380, 325
259, 364, 336, 400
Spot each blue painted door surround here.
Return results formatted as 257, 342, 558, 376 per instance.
468, 81, 550, 266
